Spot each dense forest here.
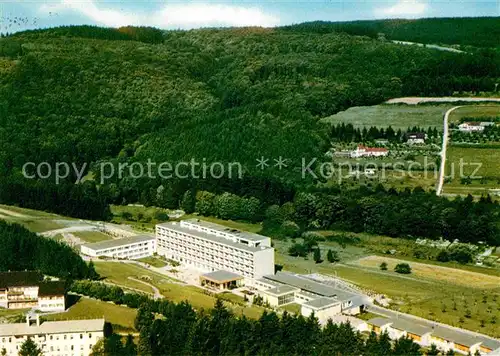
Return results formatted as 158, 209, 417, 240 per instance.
0, 23, 499, 241
283, 17, 500, 48
73, 280, 426, 356
0, 221, 97, 279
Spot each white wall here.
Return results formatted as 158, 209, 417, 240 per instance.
253, 248, 275, 278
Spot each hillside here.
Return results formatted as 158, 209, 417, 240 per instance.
0, 25, 499, 214
283, 17, 500, 48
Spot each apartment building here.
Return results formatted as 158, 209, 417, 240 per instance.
0, 314, 104, 356
156, 219, 275, 279
0, 272, 65, 312
80, 235, 155, 260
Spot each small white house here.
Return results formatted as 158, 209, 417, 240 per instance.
301, 297, 342, 324
458, 122, 485, 132
406, 132, 426, 144
350, 145, 389, 158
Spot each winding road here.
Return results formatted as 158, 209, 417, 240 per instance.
436, 106, 462, 196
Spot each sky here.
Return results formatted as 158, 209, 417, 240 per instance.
0, 0, 498, 33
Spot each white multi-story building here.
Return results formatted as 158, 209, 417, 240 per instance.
80, 235, 155, 260
156, 219, 275, 279
0, 272, 65, 312
0, 314, 104, 356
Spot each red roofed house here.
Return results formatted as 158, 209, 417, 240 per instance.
350, 145, 389, 158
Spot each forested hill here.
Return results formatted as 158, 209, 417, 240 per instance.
0, 25, 499, 218
283, 17, 500, 48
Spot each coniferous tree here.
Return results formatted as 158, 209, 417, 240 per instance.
18, 338, 42, 356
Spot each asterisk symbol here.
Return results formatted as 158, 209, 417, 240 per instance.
274, 156, 288, 170
256, 156, 269, 170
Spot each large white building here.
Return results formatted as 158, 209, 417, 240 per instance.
0, 272, 65, 312
0, 314, 104, 356
156, 219, 275, 279
80, 235, 155, 260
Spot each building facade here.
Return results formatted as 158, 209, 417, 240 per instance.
0, 272, 65, 312
350, 145, 389, 158
80, 235, 156, 260
156, 219, 275, 279
0, 314, 104, 356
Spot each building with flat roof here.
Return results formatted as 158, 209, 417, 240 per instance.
0, 272, 65, 312
200, 270, 244, 290
156, 220, 275, 279
0, 314, 104, 356
80, 235, 155, 260
252, 272, 365, 322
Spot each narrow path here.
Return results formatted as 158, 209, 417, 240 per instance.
437, 106, 462, 196
386, 97, 500, 105
128, 277, 163, 300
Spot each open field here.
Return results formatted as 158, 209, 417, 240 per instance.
355, 255, 500, 288
444, 146, 500, 191
321, 104, 451, 130
0, 204, 65, 232
448, 105, 500, 124
72, 230, 112, 243
45, 297, 137, 331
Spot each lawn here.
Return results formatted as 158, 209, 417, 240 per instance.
45, 297, 137, 331
321, 104, 452, 130
72, 230, 112, 243
279, 303, 302, 315
137, 256, 168, 268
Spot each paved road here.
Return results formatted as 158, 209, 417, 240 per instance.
128, 277, 163, 299
436, 106, 462, 196
386, 97, 500, 105
391, 40, 465, 53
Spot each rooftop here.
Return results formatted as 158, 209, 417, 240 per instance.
157, 222, 271, 253
390, 319, 431, 336
432, 327, 483, 347
81, 234, 154, 251
0, 319, 105, 337
302, 297, 340, 310
262, 285, 300, 296
182, 219, 268, 243
263, 272, 357, 300
478, 338, 500, 351
38, 281, 66, 296
367, 317, 392, 327
200, 270, 243, 283
0, 271, 43, 288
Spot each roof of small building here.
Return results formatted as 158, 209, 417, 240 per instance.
407, 132, 426, 139
367, 317, 392, 327
263, 272, 357, 300
478, 338, 500, 351
262, 285, 300, 296
0, 319, 105, 336
81, 234, 154, 251
0, 271, 43, 288
432, 327, 483, 347
390, 319, 431, 336
200, 270, 243, 283
38, 281, 66, 296
302, 297, 340, 310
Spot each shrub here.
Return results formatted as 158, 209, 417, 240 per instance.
394, 263, 412, 274
379, 262, 388, 271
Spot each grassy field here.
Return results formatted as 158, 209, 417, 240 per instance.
321, 104, 451, 130
0, 204, 65, 232
45, 297, 137, 331
448, 105, 500, 124
72, 230, 112, 243
279, 303, 302, 315
444, 145, 500, 192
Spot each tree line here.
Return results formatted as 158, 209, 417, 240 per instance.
330, 123, 439, 143
0, 221, 98, 279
